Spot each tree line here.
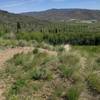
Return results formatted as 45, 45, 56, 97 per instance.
0, 22, 100, 45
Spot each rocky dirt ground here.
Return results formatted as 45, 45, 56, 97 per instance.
0, 47, 57, 100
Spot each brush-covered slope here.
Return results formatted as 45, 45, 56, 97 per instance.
0, 10, 50, 33
21, 9, 100, 22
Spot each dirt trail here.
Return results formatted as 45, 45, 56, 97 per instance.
0, 47, 57, 100
0, 47, 33, 100
0, 47, 57, 67
0, 47, 33, 67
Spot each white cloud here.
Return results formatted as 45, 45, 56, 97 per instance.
1, 0, 40, 8
1, 0, 65, 9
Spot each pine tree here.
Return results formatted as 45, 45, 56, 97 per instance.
17, 22, 21, 33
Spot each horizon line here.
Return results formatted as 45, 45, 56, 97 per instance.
0, 7, 100, 14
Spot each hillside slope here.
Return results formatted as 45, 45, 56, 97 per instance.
21, 9, 100, 22
0, 10, 50, 33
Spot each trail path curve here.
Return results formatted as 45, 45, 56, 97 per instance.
0, 47, 57, 100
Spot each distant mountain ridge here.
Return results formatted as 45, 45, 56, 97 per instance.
21, 8, 100, 21
0, 9, 50, 33
0, 9, 49, 24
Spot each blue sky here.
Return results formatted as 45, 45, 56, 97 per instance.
0, 0, 100, 13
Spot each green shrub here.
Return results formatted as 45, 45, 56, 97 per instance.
10, 53, 33, 68
0, 38, 18, 47
17, 40, 28, 47
9, 79, 26, 95
59, 65, 74, 78
58, 46, 65, 52
12, 54, 23, 65
54, 85, 65, 97
96, 57, 100, 64
31, 67, 52, 80
33, 48, 38, 54
87, 73, 100, 93
71, 71, 83, 83
6, 95, 19, 100
67, 86, 81, 100
92, 57, 100, 71
59, 54, 79, 66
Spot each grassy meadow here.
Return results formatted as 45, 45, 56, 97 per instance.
0, 44, 100, 100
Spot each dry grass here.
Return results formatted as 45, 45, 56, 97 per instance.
0, 46, 100, 100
